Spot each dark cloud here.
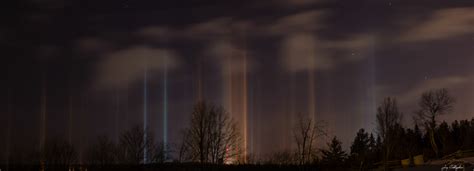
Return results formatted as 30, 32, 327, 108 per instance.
94, 46, 180, 89
399, 7, 474, 42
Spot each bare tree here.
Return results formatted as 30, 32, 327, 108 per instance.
293, 114, 326, 165
376, 97, 402, 170
209, 107, 241, 164
150, 141, 169, 164
184, 102, 211, 163
415, 88, 454, 157
177, 130, 192, 162
182, 102, 241, 164
117, 125, 155, 165
265, 151, 296, 165
85, 136, 117, 167
44, 139, 78, 167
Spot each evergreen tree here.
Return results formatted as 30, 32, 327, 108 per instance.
392, 124, 406, 159
469, 119, 474, 149
413, 125, 425, 155
368, 133, 377, 154
460, 120, 471, 149
350, 129, 371, 170
368, 133, 379, 162
374, 135, 383, 162
437, 121, 453, 155
451, 120, 461, 148
321, 136, 347, 166
405, 128, 419, 158
351, 129, 370, 156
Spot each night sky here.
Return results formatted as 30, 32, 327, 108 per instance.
2, 0, 474, 161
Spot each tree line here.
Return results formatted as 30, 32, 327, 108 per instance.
257, 88, 471, 170
3, 88, 474, 170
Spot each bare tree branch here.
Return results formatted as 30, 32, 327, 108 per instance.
293, 114, 326, 165
414, 88, 455, 158
181, 102, 242, 164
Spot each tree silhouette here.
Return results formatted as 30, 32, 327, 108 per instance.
265, 151, 296, 165
293, 114, 326, 165
404, 127, 422, 158
321, 136, 347, 166
350, 129, 374, 170
85, 136, 117, 166
391, 124, 406, 159
376, 97, 402, 169
415, 88, 454, 158
151, 141, 169, 164
413, 124, 424, 154
459, 119, 474, 149
177, 130, 192, 162
181, 102, 241, 164
437, 121, 455, 155
117, 125, 155, 165
43, 139, 77, 167
367, 133, 380, 165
